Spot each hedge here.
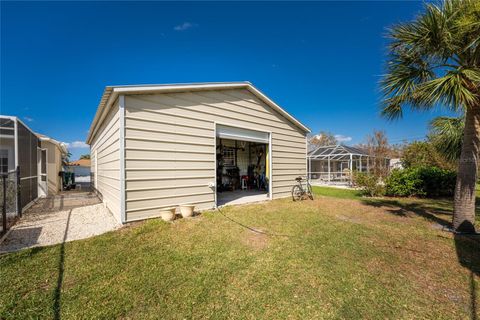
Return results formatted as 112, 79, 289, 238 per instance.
385, 166, 456, 198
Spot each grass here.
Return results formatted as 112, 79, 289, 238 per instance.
312, 185, 363, 200
1, 193, 479, 319
314, 185, 480, 224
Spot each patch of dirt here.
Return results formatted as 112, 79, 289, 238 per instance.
242, 229, 269, 250
431, 222, 447, 231
335, 214, 364, 224
306, 197, 421, 229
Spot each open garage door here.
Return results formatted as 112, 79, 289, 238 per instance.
215, 124, 272, 207
216, 125, 269, 144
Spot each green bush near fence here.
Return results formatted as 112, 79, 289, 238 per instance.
385, 167, 456, 198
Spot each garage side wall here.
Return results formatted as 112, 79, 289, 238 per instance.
124, 88, 306, 222
90, 101, 121, 223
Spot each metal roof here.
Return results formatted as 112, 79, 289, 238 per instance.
86, 82, 311, 144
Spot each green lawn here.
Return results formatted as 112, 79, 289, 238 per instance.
313, 185, 480, 224
312, 185, 363, 200
1, 192, 479, 319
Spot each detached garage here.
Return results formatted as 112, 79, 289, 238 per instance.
86, 82, 310, 223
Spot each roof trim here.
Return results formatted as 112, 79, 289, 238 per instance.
37, 134, 69, 156
86, 82, 310, 144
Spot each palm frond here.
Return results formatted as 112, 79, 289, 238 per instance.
380, 49, 436, 117
462, 68, 480, 83
415, 69, 479, 109
380, 97, 404, 120
380, 0, 479, 120
429, 115, 464, 161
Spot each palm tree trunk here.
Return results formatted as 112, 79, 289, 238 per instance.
453, 105, 480, 233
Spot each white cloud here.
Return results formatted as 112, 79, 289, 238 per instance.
65, 141, 89, 149
174, 22, 196, 31
334, 134, 352, 143
23, 116, 34, 122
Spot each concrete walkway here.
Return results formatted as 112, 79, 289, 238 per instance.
0, 192, 121, 253
217, 190, 269, 206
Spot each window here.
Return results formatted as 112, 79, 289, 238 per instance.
222, 147, 235, 166
0, 150, 8, 174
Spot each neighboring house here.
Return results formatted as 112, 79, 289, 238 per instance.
67, 158, 91, 176
389, 158, 403, 170
0, 116, 68, 211
37, 134, 69, 195
66, 158, 91, 186
86, 82, 310, 224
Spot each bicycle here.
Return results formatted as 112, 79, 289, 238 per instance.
291, 176, 314, 201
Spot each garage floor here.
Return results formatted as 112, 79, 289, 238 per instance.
0, 192, 120, 253
217, 190, 269, 206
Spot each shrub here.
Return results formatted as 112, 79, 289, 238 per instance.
401, 141, 455, 170
419, 167, 457, 197
353, 172, 385, 197
385, 166, 456, 197
384, 168, 425, 197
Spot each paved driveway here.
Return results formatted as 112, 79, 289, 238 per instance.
0, 192, 120, 253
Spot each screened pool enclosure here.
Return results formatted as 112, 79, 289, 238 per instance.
307, 145, 388, 186
0, 116, 41, 213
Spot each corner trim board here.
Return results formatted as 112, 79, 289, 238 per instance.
13, 118, 18, 169
119, 95, 126, 223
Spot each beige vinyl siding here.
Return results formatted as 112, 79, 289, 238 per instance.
124, 88, 306, 221
41, 141, 62, 195
90, 101, 121, 223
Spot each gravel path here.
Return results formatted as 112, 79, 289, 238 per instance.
0, 192, 121, 253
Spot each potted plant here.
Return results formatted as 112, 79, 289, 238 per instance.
159, 207, 176, 221
179, 204, 195, 218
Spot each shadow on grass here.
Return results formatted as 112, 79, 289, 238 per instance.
361, 197, 479, 319
53, 194, 71, 320
360, 198, 453, 228
455, 234, 480, 320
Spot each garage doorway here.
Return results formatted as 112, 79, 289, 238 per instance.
215, 124, 271, 206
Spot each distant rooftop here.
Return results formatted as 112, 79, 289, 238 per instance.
67, 159, 91, 167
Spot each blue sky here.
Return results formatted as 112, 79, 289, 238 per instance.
1, 1, 455, 160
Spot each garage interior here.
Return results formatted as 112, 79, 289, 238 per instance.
216, 134, 270, 206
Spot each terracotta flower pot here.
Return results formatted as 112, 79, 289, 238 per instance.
159, 207, 176, 221
179, 205, 195, 218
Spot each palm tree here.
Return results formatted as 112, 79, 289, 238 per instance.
381, 0, 479, 233
62, 151, 72, 167
429, 116, 464, 161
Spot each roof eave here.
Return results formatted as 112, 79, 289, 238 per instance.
85, 82, 310, 144
38, 135, 69, 156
